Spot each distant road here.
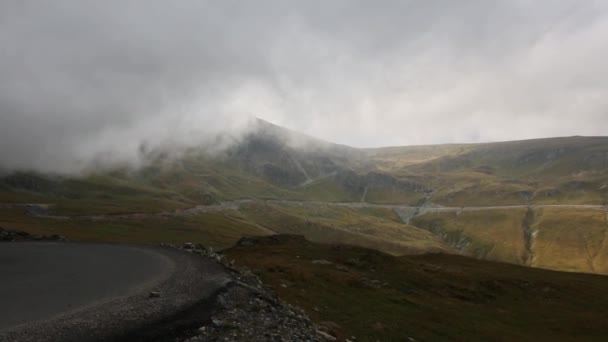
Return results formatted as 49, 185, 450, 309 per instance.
263, 200, 607, 211
2, 200, 606, 221
0, 242, 230, 342
260, 200, 607, 224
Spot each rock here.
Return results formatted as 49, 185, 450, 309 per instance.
1, 229, 12, 241
217, 294, 228, 308
182, 268, 323, 342
165, 240, 324, 342
16, 231, 30, 238
312, 259, 333, 265
0, 227, 66, 242
149, 291, 161, 298
25, 204, 49, 216
182, 242, 195, 250
192, 249, 206, 256
316, 329, 337, 341
319, 321, 341, 338
358, 278, 382, 289
345, 258, 364, 267
237, 237, 258, 247
50, 234, 66, 241
335, 264, 350, 272
211, 318, 225, 327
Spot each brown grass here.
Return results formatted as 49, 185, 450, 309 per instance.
226, 235, 608, 341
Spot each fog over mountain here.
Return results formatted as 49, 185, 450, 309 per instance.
1, 0, 607, 172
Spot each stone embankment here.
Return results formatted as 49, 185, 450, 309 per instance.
169, 241, 335, 342
0, 226, 66, 242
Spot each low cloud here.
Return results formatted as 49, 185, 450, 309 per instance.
1, 1, 607, 172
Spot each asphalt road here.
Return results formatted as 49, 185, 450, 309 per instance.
0, 243, 173, 329
0, 242, 230, 342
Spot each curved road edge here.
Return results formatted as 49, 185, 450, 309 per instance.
0, 244, 231, 342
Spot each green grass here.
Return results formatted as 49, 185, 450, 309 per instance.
532, 208, 608, 274
363, 188, 426, 205
411, 208, 608, 275
239, 202, 447, 255
290, 177, 361, 202
1, 133, 607, 276
0, 171, 197, 215
226, 235, 608, 342
366, 136, 608, 206
1, 131, 608, 340
412, 209, 529, 264
0, 207, 269, 249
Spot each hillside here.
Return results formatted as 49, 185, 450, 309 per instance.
367, 136, 608, 206
1, 119, 607, 276
226, 235, 608, 341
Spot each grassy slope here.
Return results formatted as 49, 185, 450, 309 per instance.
378, 137, 608, 206
226, 235, 608, 342
2, 130, 608, 339
363, 187, 426, 205
0, 171, 197, 215
239, 202, 446, 255
288, 177, 361, 202
412, 209, 529, 264
411, 208, 608, 275
1, 133, 607, 275
2, 136, 607, 210
0, 207, 269, 249
533, 208, 608, 274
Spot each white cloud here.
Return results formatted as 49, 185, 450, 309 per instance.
0, 0, 607, 172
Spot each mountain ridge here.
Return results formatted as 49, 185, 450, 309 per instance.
1, 119, 607, 275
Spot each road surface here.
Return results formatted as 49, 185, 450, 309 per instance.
0, 242, 230, 342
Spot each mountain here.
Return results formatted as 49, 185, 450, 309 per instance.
1, 119, 607, 275
366, 136, 608, 206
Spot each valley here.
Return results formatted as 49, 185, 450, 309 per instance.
1, 120, 608, 277
2, 119, 608, 341
4, 2, 608, 340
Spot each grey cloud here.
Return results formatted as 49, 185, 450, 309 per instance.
1, 0, 607, 172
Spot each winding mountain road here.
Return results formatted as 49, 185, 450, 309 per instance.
3, 200, 606, 222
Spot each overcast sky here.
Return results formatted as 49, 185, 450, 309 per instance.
1, 0, 607, 172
